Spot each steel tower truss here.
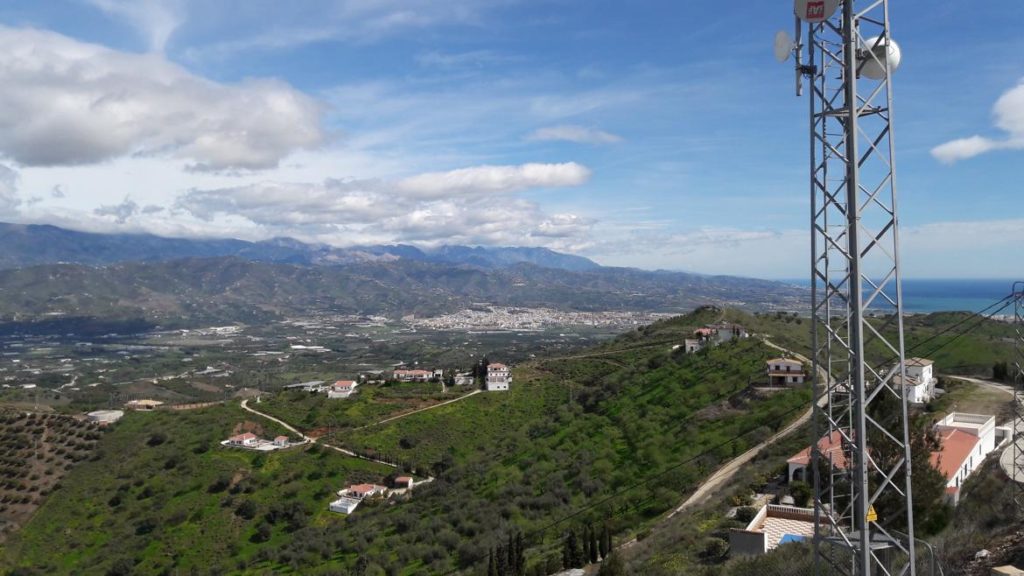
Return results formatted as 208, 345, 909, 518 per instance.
1014, 282, 1024, 512
803, 1, 916, 574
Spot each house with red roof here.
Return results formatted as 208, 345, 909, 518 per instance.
327, 380, 358, 399
346, 483, 386, 499
227, 432, 258, 447
786, 430, 849, 483
930, 412, 998, 504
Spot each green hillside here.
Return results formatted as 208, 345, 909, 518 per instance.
0, 405, 394, 575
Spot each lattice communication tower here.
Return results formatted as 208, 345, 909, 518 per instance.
780, 0, 918, 574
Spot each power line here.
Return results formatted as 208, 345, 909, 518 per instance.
517, 293, 1017, 547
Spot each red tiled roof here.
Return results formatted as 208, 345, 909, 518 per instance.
488, 363, 507, 369
349, 483, 377, 493
930, 428, 980, 481
395, 476, 413, 482
333, 380, 356, 388
788, 430, 848, 470
274, 435, 288, 441
231, 432, 257, 441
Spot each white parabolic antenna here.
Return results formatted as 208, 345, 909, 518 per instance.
774, 30, 794, 63
794, 0, 839, 23
859, 36, 902, 80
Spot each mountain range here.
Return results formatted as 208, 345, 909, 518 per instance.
0, 223, 599, 271
0, 222, 806, 326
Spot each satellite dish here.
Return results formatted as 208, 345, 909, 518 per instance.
859, 36, 902, 80
774, 30, 794, 63
794, 0, 839, 23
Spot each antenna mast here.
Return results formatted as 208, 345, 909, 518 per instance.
790, 0, 917, 574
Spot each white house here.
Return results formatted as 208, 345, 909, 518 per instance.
327, 380, 358, 399
228, 432, 258, 447
273, 435, 289, 447
930, 412, 997, 504
729, 504, 816, 556
329, 497, 361, 514
486, 363, 511, 391
896, 357, 937, 404
392, 369, 433, 382
454, 372, 475, 386
766, 358, 805, 386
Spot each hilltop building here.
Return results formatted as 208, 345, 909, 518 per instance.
766, 358, 805, 386
486, 363, 511, 391
683, 323, 747, 353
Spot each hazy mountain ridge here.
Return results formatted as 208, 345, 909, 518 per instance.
0, 257, 805, 326
0, 223, 599, 271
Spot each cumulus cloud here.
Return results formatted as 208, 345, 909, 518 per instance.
0, 26, 323, 170
0, 164, 21, 215
527, 125, 623, 145
932, 79, 1024, 163
395, 163, 591, 199
174, 162, 595, 250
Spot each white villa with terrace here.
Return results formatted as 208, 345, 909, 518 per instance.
894, 357, 937, 404
729, 504, 816, 556
766, 358, 805, 386
486, 363, 511, 391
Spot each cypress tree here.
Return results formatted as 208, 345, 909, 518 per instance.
589, 524, 598, 563
602, 524, 612, 559
507, 532, 515, 575
496, 543, 508, 576
582, 526, 591, 564
488, 548, 497, 576
515, 532, 525, 576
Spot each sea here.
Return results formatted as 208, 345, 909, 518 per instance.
782, 279, 1019, 315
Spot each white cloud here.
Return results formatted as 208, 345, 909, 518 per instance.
183, 0, 502, 61
415, 50, 510, 69
170, 162, 595, 251
527, 125, 623, 145
0, 26, 323, 170
932, 79, 1024, 163
395, 163, 591, 198
86, 0, 184, 52
0, 164, 21, 215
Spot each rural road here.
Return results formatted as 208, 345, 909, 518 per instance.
665, 339, 828, 519
620, 338, 827, 549
240, 398, 310, 441
359, 389, 482, 429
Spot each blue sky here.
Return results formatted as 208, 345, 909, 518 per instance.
0, 1, 1020, 278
